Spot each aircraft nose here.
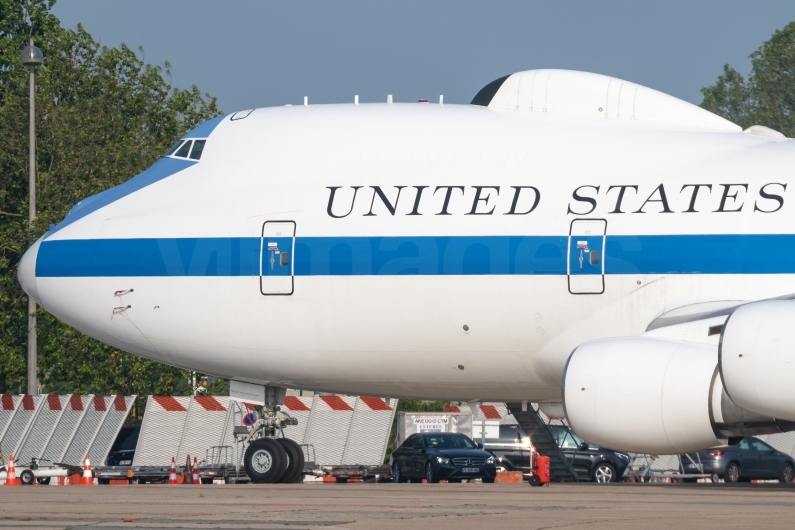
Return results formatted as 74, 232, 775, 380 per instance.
18, 236, 42, 304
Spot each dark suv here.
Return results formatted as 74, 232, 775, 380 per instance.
548, 425, 631, 482
482, 424, 533, 473
105, 425, 140, 466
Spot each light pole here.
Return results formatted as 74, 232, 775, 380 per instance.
21, 39, 43, 396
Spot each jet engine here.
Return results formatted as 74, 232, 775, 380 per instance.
563, 337, 794, 454
720, 300, 795, 422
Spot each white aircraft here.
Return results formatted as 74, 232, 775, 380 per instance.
17, 69, 795, 472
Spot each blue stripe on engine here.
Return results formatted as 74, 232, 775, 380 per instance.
35, 234, 795, 277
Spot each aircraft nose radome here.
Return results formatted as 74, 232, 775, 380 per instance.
18, 236, 42, 304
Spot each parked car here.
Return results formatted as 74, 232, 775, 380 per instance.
105, 425, 140, 466
548, 425, 631, 483
483, 424, 533, 473
391, 432, 497, 483
682, 436, 795, 483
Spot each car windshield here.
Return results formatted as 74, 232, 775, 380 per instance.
557, 428, 586, 449
424, 434, 476, 449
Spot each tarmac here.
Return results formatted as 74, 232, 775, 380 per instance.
1, 482, 794, 530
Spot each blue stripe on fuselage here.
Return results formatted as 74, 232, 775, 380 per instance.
35, 234, 795, 277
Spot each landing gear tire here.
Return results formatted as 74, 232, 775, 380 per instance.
244, 438, 288, 483
780, 463, 794, 483
724, 462, 741, 483
276, 438, 305, 483
592, 463, 616, 483
528, 474, 542, 487
19, 469, 35, 485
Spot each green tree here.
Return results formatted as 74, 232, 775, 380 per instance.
701, 21, 795, 136
0, 0, 225, 404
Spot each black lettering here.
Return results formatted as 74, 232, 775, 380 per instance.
567, 185, 600, 215
506, 186, 540, 215
364, 186, 406, 216
407, 186, 428, 216
467, 186, 500, 215
606, 185, 638, 214
634, 184, 673, 213
755, 183, 787, 213
327, 186, 362, 218
680, 184, 712, 213
434, 186, 465, 215
714, 184, 748, 212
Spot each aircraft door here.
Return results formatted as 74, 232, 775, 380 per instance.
260, 220, 296, 295
568, 219, 606, 295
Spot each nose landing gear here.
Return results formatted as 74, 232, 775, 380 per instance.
241, 404, 303, 484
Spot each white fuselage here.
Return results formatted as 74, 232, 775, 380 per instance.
21, 101, 795, 402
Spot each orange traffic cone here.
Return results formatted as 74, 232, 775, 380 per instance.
192, 457, 200, 485
184, 455, 193, 484
81, 454, 94, 485
168, 457, 177, 484
4, 454, 20, 486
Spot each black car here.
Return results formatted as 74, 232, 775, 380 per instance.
483, 424, 533, 473
682, 436, 795, 483
105, 425, 140, 466
549, 425, 631, 483
391, 432, 497, 483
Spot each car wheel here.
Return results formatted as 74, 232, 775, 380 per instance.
19, 469, 35, 485
592, 462, 616, 483
425, 462, 438, 483
724, 462, 741, 483
392, 462, 407, 483
780, 463, 794, 483
244, 438, 288, 484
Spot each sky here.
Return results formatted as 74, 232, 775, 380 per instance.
52, 1, 795, 113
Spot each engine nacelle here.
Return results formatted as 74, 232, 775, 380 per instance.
720, 300, 795, 421
563, 338, 722, 454
563, 336, 794, 454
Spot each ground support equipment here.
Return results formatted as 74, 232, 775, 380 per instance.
506, 403, 579, 482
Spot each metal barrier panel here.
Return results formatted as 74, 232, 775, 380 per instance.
132, 396, 190, 466
0, 395, 22, 444
177, 396, 229, 464
0, 395, 42, 457
303, 395, 356, 466
650, 455, 680, 471
89, 396, 136, 466
341, 397, 396, 465
16, 395, 65, 464
760, 431, 795, 458
41, 395, 88, 463
281, 396, 312, 444
62, 395, 108, 465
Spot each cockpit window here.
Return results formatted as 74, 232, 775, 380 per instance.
188, 140, 206, 160
164, 140, 185, 157
174, 140, 193, 158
